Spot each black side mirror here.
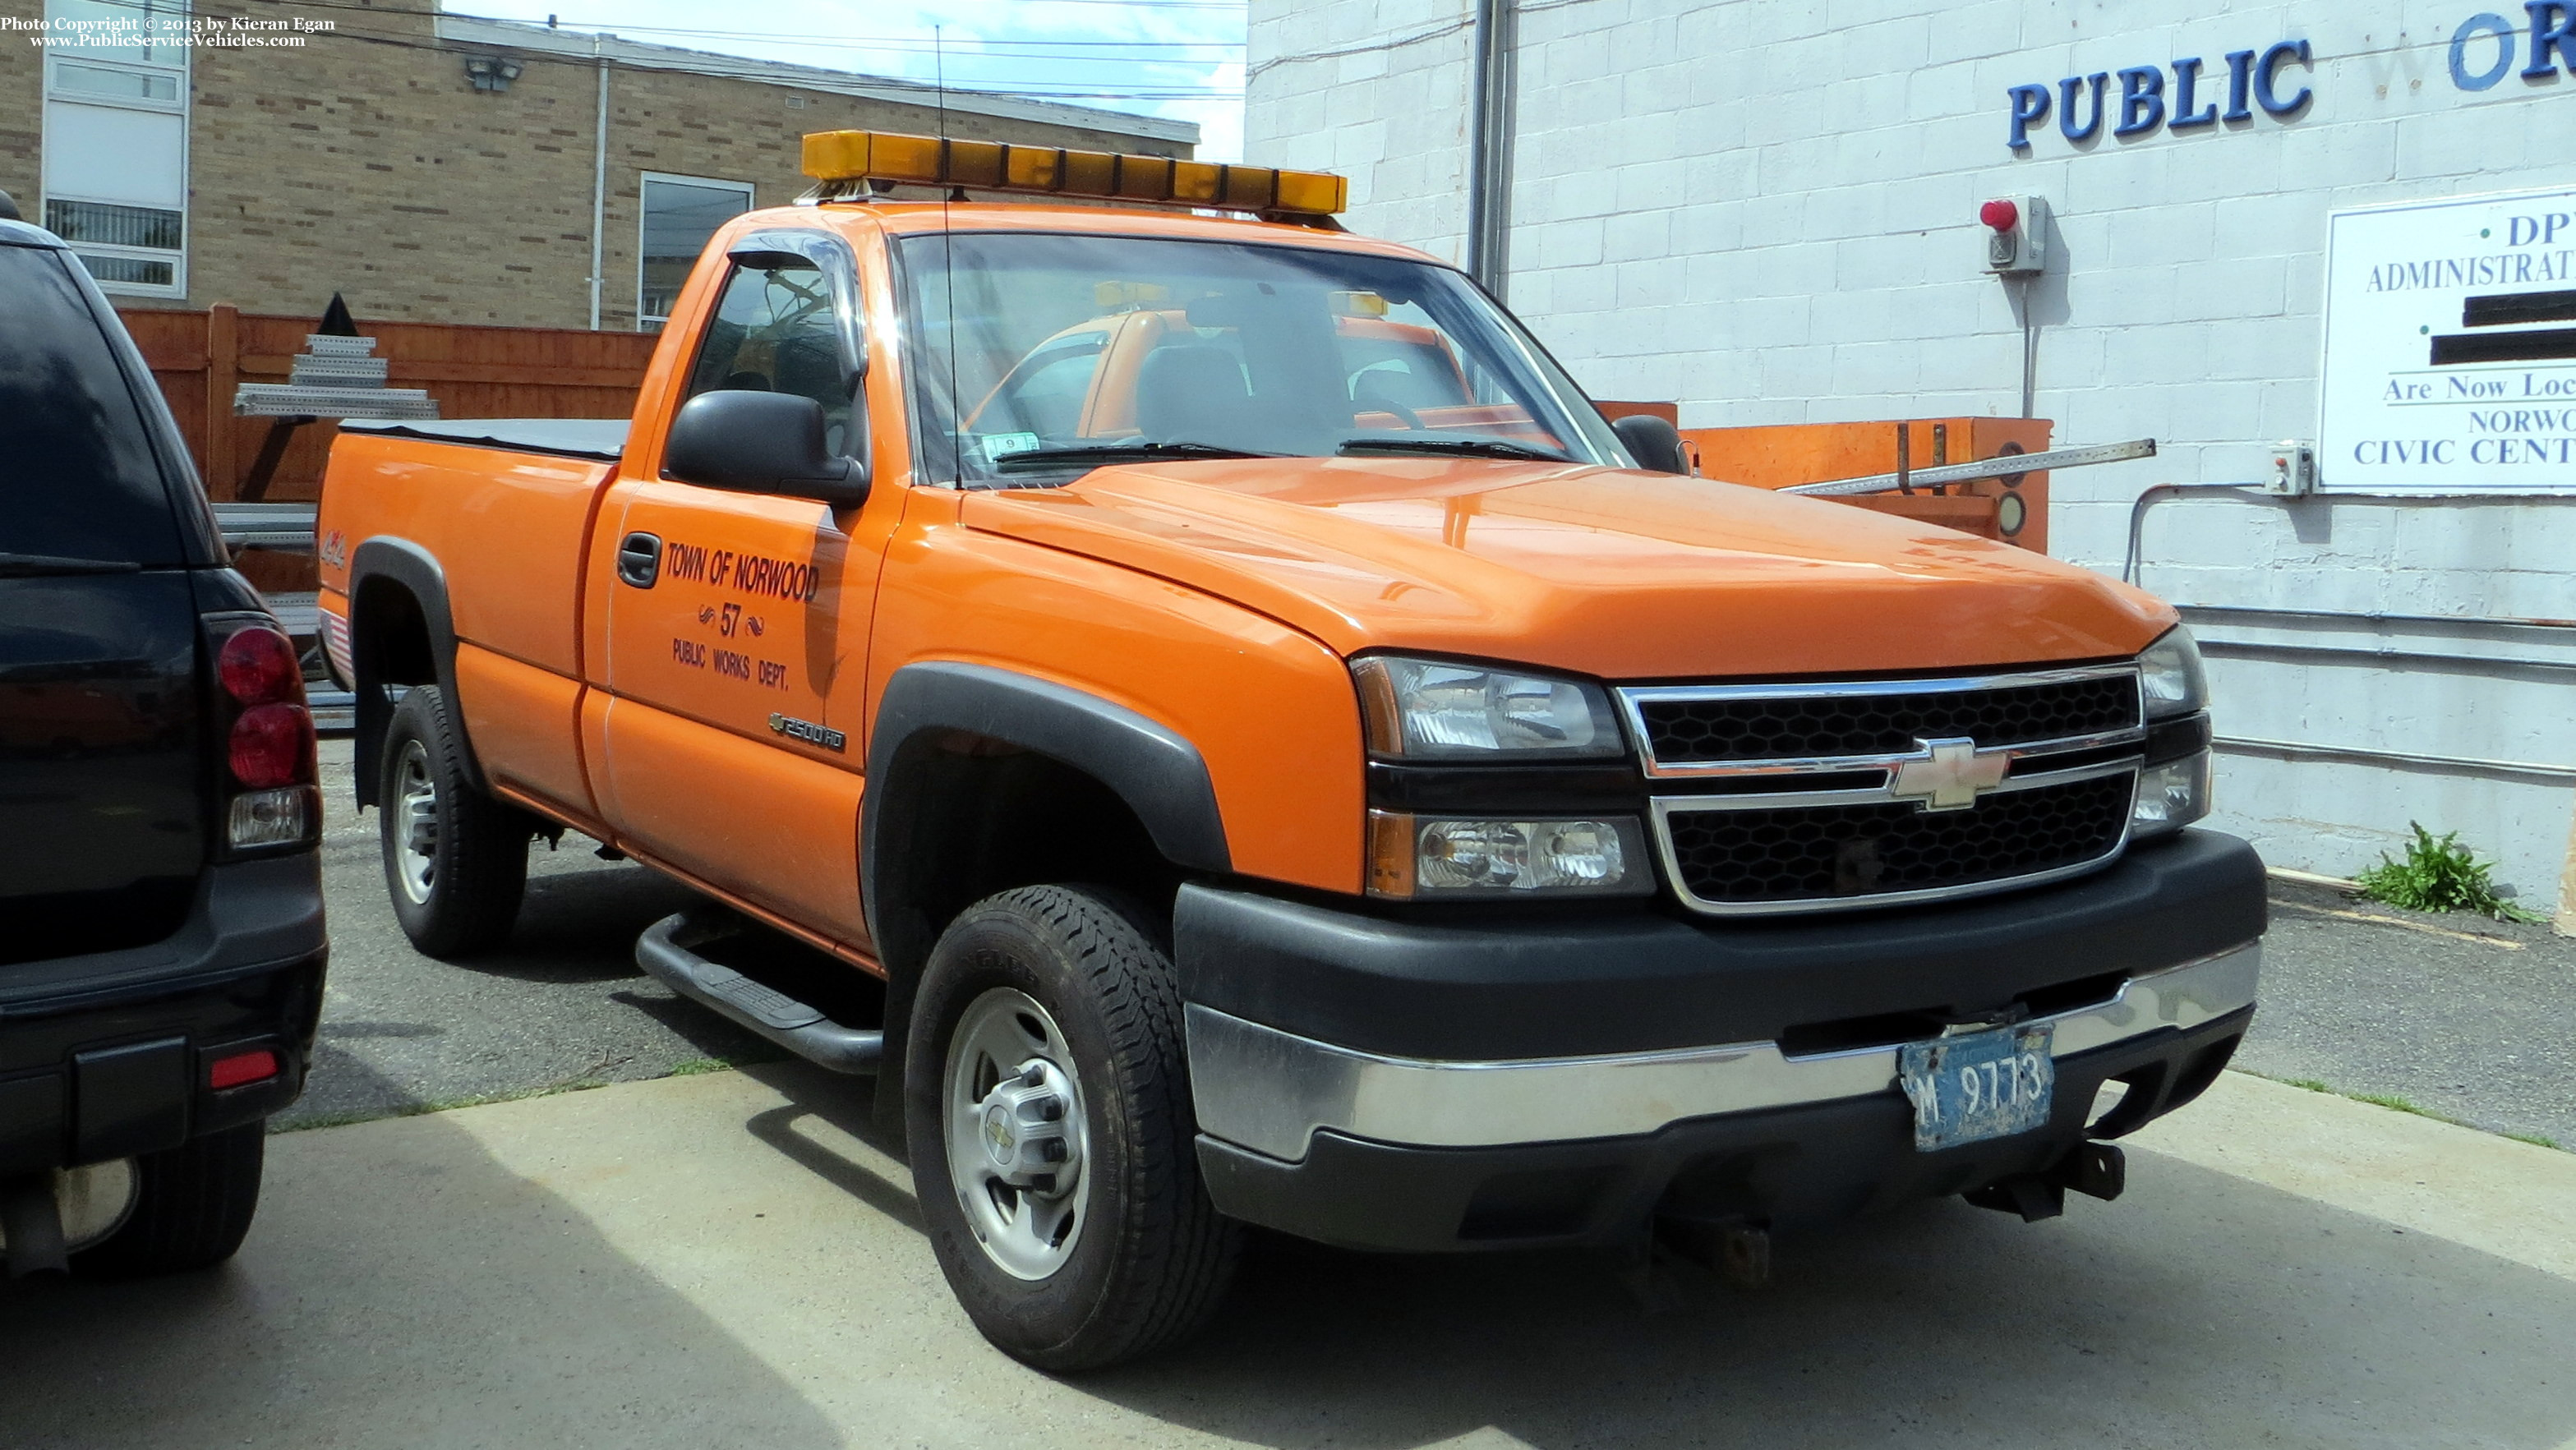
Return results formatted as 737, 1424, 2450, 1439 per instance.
0, 190, 21, 223
666, 390, 870, 508
1611, 414, 1690, 476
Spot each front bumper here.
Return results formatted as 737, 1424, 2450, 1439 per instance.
1195, 1006, 2251, 1251
1190, 941, 2256, 1162
1178, 829, 2264, 1251
0, 854, 328, 1174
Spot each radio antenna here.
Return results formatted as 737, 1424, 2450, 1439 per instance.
937, 24, 963, 485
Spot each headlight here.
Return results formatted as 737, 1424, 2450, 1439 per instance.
2131, 751, 2211, 839
1353, 656, 1623, 759
1368, 811, 1652, 897
2137, 626, 2207, 720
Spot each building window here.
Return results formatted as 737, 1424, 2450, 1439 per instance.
41, 0, 189, 298
638, 173, 754, 331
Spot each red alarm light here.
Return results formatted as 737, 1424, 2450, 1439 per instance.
1979, 198, 2020, 232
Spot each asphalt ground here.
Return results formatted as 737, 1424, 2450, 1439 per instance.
279, 739, 782, 1130
2233, 878, 2576, 1148
293, 738, 2575, 1153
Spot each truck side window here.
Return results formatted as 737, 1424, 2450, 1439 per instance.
682, 260, 855, 455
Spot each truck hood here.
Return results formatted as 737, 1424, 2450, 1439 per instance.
957, 458, 2173, 679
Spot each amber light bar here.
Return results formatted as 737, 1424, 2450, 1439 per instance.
800, 130, 1348, 216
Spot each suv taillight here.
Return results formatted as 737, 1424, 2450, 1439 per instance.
206, 614, 319, 853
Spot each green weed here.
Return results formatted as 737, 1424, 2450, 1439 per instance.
2352, 822, 2541, 922
2346, 1090, 2441, 1120
2260, 1073, 2564, 1150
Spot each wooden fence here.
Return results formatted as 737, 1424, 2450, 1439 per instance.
118, 306, 656, 504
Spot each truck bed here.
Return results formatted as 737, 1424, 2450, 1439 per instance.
338, 417, 629, 463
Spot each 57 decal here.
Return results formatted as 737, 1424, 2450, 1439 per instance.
697, 602, 767, 639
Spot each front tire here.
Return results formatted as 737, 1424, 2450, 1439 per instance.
379, 684, 530, 958
906, 886, 1240, 1370
71, 1125, 265, 1278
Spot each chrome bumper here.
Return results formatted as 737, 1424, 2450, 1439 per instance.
1186, 941, 2260, 1162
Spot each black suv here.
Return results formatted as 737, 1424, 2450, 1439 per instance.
0, 197, 325, 1278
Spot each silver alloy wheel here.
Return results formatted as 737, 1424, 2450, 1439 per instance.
946, 987, 1090, 1281
393, 738, 440, 905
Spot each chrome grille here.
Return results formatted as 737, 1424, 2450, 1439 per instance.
1620, 664, 2144, 916
1636, 674, 2140, 764
1661, 772, 2134, 908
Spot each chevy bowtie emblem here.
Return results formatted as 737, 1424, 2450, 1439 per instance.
1889, 737, 2008, 811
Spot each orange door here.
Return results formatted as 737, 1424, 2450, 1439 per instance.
595, 247, 886, 946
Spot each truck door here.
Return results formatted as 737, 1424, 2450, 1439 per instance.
596, 235, 889, 946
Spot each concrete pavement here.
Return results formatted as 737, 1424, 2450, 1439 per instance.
4, 1066, 2572, 1449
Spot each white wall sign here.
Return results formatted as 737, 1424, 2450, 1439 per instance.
2320, 186, 2576, 495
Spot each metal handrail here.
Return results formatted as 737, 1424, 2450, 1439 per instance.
211, 500, 318, 551
2214, 734, 2576, 782
1781, 439, 2157, 497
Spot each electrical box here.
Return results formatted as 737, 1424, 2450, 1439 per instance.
2266, 441, 2316, 496
1979, 196, 2048, 277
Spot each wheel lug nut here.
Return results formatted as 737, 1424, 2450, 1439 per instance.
1039, 1138, 1067, 1163
1037, 1097, 1065, 1122
1020, 1064, 1046, 1087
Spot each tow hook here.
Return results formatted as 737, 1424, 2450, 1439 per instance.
1620, 1213, 1773, 1310
1724, 1224, 1771, 1286
1965, 1141, 2128, 1223
1669, 1217, 1772, 1288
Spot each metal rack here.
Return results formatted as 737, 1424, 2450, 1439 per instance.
209, 499, 347, 731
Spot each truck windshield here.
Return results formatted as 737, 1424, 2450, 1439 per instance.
898, 232, 1631, 485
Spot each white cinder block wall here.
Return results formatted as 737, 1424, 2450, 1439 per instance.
1248, 0, 2576, 912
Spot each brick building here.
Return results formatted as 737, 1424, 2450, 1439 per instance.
0, 0, 1194, 330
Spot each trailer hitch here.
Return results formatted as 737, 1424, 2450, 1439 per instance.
1964, 1141, 2127, 1223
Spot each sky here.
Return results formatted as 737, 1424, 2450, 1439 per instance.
460, 0, 1250, 159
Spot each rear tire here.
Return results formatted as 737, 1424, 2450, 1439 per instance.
70, 1125, 265, 1278
380, 684, 530, 958
906, 885, 1241, 1371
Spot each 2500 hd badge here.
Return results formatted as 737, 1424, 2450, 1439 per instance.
767, 712, 846, 752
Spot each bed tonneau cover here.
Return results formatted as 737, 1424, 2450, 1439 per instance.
338, 417, 629, 463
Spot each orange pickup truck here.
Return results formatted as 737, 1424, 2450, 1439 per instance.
316, 132, 2262, 1369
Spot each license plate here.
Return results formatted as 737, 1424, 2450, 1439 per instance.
1898, 1023, 2055, 1152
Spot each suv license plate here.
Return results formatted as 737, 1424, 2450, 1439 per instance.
1899, 1024, 2055, 1153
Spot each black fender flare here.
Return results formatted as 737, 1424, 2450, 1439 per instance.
347, 537, 486, 804
860, 661, 1229, 1105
